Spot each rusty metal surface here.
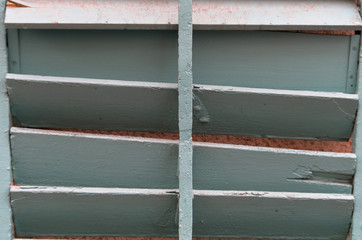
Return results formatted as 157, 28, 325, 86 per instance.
5, 0, 362, 30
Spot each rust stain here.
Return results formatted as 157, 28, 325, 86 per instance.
47, 128, 352, 153
7, 0, 29, 7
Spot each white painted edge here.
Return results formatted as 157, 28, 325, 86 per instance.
6, 23, 362, 31
11, 127, 357, 159
10, 186, 178, 195
5, 23, 179, 30
7, 73, 359, 100
193, 190, 354, 200
10, 186, 354, 200
195, 84, 359, 100
6, 73, 178, 90
10, 127, 179, 145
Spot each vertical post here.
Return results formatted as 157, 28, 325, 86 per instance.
352, 36, 362, 240
0, 0, 12, 240
178, 0, 193, 238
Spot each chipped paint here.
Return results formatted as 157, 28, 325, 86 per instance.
5, 0, 362, 30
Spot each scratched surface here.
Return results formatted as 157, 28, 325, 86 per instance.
5, 0, 362, 30
6, 74, 359, 140
10, 127, 356, 193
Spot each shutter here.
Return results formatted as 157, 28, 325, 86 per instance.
1, 0, 362, 240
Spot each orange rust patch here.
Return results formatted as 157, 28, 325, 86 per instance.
49, 128, 352, 153
7, 0, 29, 7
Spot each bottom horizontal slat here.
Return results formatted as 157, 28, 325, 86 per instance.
11, 187, 353, 239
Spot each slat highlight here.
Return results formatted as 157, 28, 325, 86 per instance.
11, 186, 353, 239
11, 127, 356, 193
5, 0, 362, 30
7, 74, 358, 140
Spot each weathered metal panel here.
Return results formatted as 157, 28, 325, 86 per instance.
7, 74, 358, 140
11, 187, 178, 237
193, 141, 355, 194
193, 31, 353, 92
5, 0, 362, 30
11, 187, 353, 239
0, 0, 12, 239
7, 30, 355, 92
11, 127, 356, 194
193, 190, 353, 239
192, 84, 358, 140
11, 128, 179, 189
7, 74, 179, 133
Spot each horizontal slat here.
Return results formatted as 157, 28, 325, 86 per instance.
193, 84, 358, 140
7, 74, 179, 133
11, 187, 178, 237
5, 0, 362, 30
11, 127, 356, 193
11, 186, 353, 239
192, 190, 353, 239
8, 30, 355, 93
11, 128, 179, 189
7, 74, 358, 140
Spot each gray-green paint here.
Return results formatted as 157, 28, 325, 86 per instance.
7, 74, 178, 133
7, 74, 358, 140
11, 187, 353, 239
192, 85, 358, 140
7, 30, 355, 93
7, 29, 19, 74
193, 190, 353, 239
346, 35, 360, 93
351, 34, 362, 240
0, 0, 11, 239
11, 127, 356, 194
11, 187, 178, 237
178, 0, 193, 238
11, 128, 179, 189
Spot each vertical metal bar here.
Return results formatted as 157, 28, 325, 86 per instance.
352, 35, 362, 240
0, 1, 12, 240
7, 29, 20, 73
346, 35, 360, 93
178, 0, 193, 238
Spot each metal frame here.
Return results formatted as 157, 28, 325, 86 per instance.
351, 22, 362, 240
3, 0, 362, 240
0, 0, 12, 239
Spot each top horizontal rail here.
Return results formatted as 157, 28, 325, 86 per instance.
5, 0, 362, 30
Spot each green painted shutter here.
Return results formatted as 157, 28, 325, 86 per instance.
1, 0, 362, 240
